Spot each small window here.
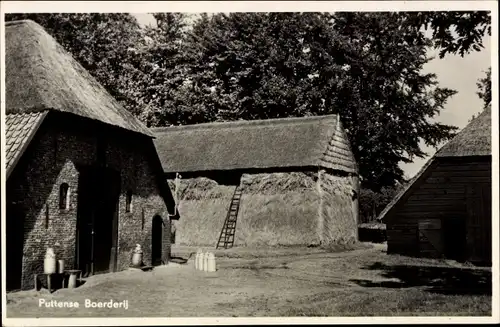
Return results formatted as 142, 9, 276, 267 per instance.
126, 191, 133, 213
45, 203, 50, 229
141, 208, 145, 230
59, 183, 70, 210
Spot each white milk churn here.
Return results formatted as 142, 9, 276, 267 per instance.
207, 252, 216, 272
44, 247, 57, 274
194, 250, 201, 270
197, 251, 205, 271
203, 252, 210, 272
131, 244, 143, 267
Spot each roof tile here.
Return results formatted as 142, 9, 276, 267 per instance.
5, 112, 47, 177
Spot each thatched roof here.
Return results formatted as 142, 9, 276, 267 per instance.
436, 105, 491, 157
378, 106, 492, 222
153, 115, 358, 174
376, 157, 437, 222
4, 20, 152, 137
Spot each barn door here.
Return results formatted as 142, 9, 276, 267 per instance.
466, 183, 492, 265
442, 217, 466, 261
6, 203, 24, 291
418, 219, 444, 258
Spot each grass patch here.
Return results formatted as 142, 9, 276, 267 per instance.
282, 288, 491, 316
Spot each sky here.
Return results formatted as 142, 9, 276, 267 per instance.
132, 13, 492, 179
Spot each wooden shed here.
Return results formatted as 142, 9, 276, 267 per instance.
379, 106, 492, 265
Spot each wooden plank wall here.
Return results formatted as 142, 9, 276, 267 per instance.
387, 158, 491, 261
466, 182, 492, 264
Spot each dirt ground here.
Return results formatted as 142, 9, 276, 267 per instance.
6, 243, 492, 317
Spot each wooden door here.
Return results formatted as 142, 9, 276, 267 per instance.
76, 167, 121, 275
442, 217, 467, 261
76, 170, 94, 276
6, 203, 24, 291
92, 168, 121, 274
466, 183, 492, 264
418, 219, 444, 258
152, 215, 163, 266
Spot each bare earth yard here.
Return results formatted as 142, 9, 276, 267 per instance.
6, 243, 491, 317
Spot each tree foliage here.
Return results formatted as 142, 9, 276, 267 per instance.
404, 11, 491, 58
359, 183, 407, 223
6, 12, 491, 191
175, 12, 458, 190
477, 67, 492, 109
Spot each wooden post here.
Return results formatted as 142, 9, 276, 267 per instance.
316, 169, 324, 245
47, 274, 52, 293
351, 174, 360, 241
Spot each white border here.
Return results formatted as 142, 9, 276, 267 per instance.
0, 0, 498, 13
1, 1, 499, 326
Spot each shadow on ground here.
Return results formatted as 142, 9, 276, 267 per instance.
350, 262, 491, 296
170, 256, 189, 264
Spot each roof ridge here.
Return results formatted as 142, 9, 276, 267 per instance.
318, 114, 340, 166
6, 18, 153, 137
152, 114, 340, 133
4, 19, 34, 26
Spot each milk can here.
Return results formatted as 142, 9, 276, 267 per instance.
44, 248, 57, 274
207, 252, 216, 272
131, 244, 143, 267
203, 252, 210, 272
196, 251, 205, 271
57, 259, 65, 274
194, 250, 202, 270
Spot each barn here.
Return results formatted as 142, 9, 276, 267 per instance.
152, 115, 360, 248
4, 20, 176, 291
379, 106, 492, 265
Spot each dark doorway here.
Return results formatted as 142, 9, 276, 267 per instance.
76, 167, 121, 276
442, 218, 467, 262
152, 215, 163, 266
6, 203, 24, 291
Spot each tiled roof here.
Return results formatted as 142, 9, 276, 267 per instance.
5, 112, 48, 178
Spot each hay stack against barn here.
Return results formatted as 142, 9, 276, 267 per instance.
153, 115, 360, 247
379, 106, 492, 265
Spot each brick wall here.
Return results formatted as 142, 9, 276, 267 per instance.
7, 113, 172, 290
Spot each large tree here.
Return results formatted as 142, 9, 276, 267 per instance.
404, 11, 491, 58
6, 12, 491, 191
477, 67, 492, 109
174, 12, 458, 190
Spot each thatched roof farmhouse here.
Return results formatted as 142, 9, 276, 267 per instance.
5, 20, 176, 291
379, 106, 492, 265
153, 115, 360, 247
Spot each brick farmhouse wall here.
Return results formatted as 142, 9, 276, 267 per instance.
7, 113, 172, 290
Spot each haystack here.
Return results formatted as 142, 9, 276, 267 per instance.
155, 115, 360, 248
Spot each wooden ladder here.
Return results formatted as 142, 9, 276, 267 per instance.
216, 186, 243, 249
